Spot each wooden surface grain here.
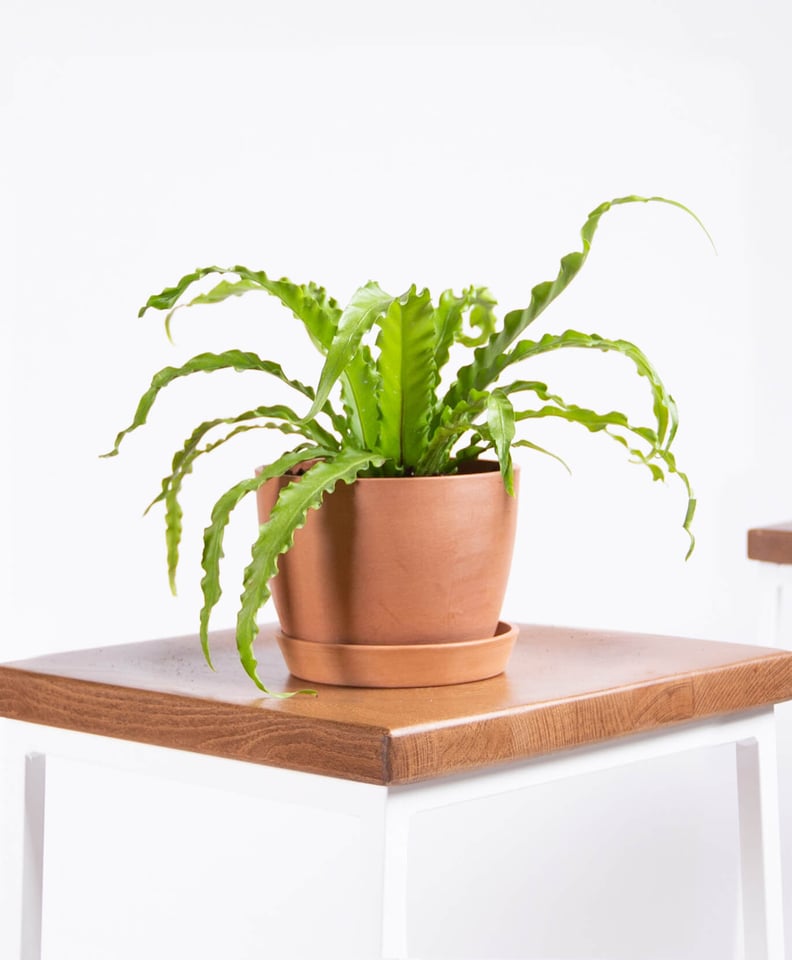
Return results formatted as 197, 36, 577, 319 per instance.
2, 625, 792, 785
748, 521, 792, 565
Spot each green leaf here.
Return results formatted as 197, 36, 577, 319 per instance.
433, 289, 466, 374
417, 390, 490, 476
458, 287, 498, 348
177, 278, 261, 307
228, 271, 340, 352
503, 329, 677, 448
138, 265, 225, 316
147, 405, 339, 593
102, 351, 315, 457
512, 438, 572, 474
140, 266, 341, 353
485, 390, 516, 494
421, 380, 570, 478
305, 282, 396, 421
340, 346, 381, 450
198, 445, 325, 678
515, 401, 653, 443
234, 449, 385, 692
445, 439, 491, 469
433, 286, 498, 373
682, 490, 697, 559
150, 409, 335, 520
164, 278, 263, 340
514, 400, 695, 553
443, 194, 710, 409
375, 286, 437, 468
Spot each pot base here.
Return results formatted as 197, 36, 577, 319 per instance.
275, 621, 519, 688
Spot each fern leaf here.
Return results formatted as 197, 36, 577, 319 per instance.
512, 438, 572, 474
514, 401, 694, 553
234, 450, 385, 691
102, 351, 315, 457
198, 445, 324, 674
137, 265, 225, 316
140, 266, 340, 353
417, 390, 490, 476
306, 282, 396, 421
148, 405, 339, 593
442, 195, 709, 408
504, 330, 676, 447
433, 286, 497, 374
485, 390, 516, 494
340, 346, 381, 450
375, 286, 437, 468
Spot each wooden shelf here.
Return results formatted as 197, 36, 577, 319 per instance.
2, 624, 792, 785
748, 522, 792, 565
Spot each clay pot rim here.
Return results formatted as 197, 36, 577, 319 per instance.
270, 459, 518, 483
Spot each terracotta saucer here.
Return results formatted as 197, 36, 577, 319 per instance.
275, 621, 519, 688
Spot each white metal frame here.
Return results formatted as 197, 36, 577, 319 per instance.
0, 709, 786, 960
756, 562, 792, 649
754, 558, 792, 958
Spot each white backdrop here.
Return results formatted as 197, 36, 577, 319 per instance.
2, 1, 791, 956
3, 0, 790, 658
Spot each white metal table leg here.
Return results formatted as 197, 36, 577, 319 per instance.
756, 562, 792, 649
754, 561, 792, 950
0, 721, 24, 960
0, 720, 46, 960
756, 564, 784, 649
736, 714, 786, 960
21, 752, 46, 960
378, 790, 412, 960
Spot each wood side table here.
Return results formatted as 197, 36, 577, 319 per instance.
748, 522, 792, 647
2, 624, 792, 959
748, 523, 792, 568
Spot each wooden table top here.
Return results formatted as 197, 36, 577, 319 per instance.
2, 624, 792, 785
748, 521, 792, 565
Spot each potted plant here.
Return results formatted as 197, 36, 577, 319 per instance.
105, 194, 710, 694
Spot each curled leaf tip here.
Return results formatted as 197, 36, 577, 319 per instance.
684, 526, 696, 560
245, 661, 318, 698
164, 308, 179, 344
272, 686, 319, 699
645, 196, 717, 254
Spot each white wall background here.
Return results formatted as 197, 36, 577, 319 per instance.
2, 0, 790, 655
2, 1, 791, 957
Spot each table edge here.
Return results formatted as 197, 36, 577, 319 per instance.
2, 646, 792, 785
0, 666, 392, 785
747, 522, 792, 565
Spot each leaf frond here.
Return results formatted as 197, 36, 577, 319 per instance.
198, 445, 327, 678
147, 405, 340, 592
102, 351, 315, 457
234, 449, 386, 691
442, 195, 711, 408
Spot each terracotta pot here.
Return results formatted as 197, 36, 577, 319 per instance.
256, 460, 520, 686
